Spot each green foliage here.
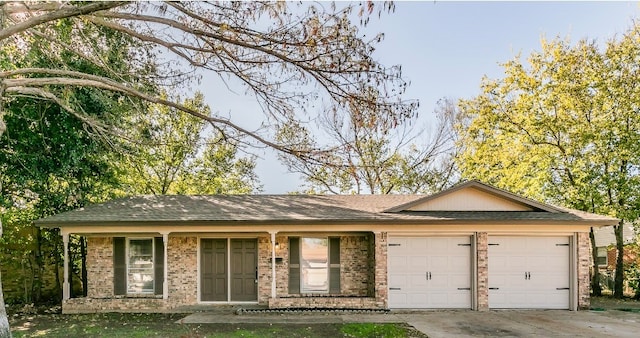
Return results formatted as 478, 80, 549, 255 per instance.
0, 9, 149, 305
117, 92, 261, 195
455, 22, 640, 298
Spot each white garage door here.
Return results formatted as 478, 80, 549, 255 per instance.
388, 236, 472, 309
488, 236, 570, 309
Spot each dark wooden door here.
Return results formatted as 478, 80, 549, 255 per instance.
201, 239, 227, 301
230, 239, 257, 301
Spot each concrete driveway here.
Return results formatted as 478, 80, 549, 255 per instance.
400, 310, 640, 337
181, 309, 640, 337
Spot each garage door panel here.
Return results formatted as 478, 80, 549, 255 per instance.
408, 274, 428, 288
409, 256, 428, 269
489, 236, 570, 309
389, 236, 472, 309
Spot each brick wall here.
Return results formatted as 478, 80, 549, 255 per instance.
340, 235, 370, 296
70, 233, 380, 312
257, 235, 272, 304
167, 236, 197, 307
65, 235, 199, 313
577, 232, 591, 309
267, 233, 381, 309
373, 232, 388, 308
86, 237, 113, 298
476, 232, 488, 311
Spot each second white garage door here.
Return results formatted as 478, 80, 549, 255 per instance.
388, 236, 472, 309
488, 236, 571, 309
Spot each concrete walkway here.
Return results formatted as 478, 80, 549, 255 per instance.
180, 308, 640, 337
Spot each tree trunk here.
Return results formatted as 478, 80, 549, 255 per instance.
0, 219, 13, 337
589, 228, 602, 296
80, 236, 87, 297
614, 221, 625, 298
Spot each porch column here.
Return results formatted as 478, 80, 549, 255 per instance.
270, 231, 277, 299
62, 232, 70, 300
162, 232, 169, 300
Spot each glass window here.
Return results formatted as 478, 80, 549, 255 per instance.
128, 238, 154, 294
596, 247, 608, 266
300, 237, 328, 293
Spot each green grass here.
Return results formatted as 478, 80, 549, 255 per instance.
341, 323, 409, 338
10, 313, 425, 338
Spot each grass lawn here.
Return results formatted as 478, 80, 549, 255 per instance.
9, 312, 426, 338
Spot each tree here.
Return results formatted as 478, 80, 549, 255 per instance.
119, 92, 260, 195
0, 1, 418, 163
455, 26, 640, 298
0, 3, 416, 329
280, 98, 458, 194
0, 1, 146, 314
0, 218, 10, 337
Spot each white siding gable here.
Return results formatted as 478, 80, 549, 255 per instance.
406, 187, 534, 211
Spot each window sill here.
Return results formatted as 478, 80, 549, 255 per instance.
114, 294, 163, 299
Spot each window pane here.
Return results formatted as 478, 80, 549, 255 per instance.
596, 247, 608, 266
128, 239, 154, 293
300, 237, 328, 293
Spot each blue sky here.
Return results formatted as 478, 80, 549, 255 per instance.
204, 1, 640, 194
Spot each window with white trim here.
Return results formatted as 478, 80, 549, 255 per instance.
596, 247, 608, 266
127, 238, 154, 294
288, 236, 340, 294
300, 237, 329, 293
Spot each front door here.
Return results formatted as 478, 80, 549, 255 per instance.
231, 239, 257, 301
201, 238, 257, 302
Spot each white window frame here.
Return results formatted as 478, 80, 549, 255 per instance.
596, 247, 608, 267
300, 237, 329, 293
126, 238, 155, 294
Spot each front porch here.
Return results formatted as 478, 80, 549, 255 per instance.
60, 231, 389, 313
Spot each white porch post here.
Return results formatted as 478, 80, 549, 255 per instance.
270, 231, 277, 299
162, 232, 169, 300
62, 232, 70, 300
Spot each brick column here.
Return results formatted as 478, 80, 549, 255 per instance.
476, 232, 489, 311
577, 232, 591, 310
373, 232, 388, 308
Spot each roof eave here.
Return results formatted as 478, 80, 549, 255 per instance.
36, 217, 619, 229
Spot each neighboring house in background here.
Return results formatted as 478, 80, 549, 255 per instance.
592, 223, 637, 270
35, 180, 618, 313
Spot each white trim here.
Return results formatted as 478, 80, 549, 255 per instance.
126, 237, 155, 295
227, 238, 231, 302
162, 233, 169, 300
62, 233, 70, 300
56, 223, 604, 236
270, 232, 277, 299
571, 234, 578, 311
472, 232, 478, 311
196, 236, 201, 303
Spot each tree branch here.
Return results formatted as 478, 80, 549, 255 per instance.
0, 1, 128, 40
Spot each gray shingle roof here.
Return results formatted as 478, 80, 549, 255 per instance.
35, 193, 618, 227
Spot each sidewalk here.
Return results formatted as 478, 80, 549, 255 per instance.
179, 307, 640, 337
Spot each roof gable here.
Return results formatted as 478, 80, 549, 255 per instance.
385, 180, 562, 213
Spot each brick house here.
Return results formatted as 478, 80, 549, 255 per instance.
35, 180, 618, 313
